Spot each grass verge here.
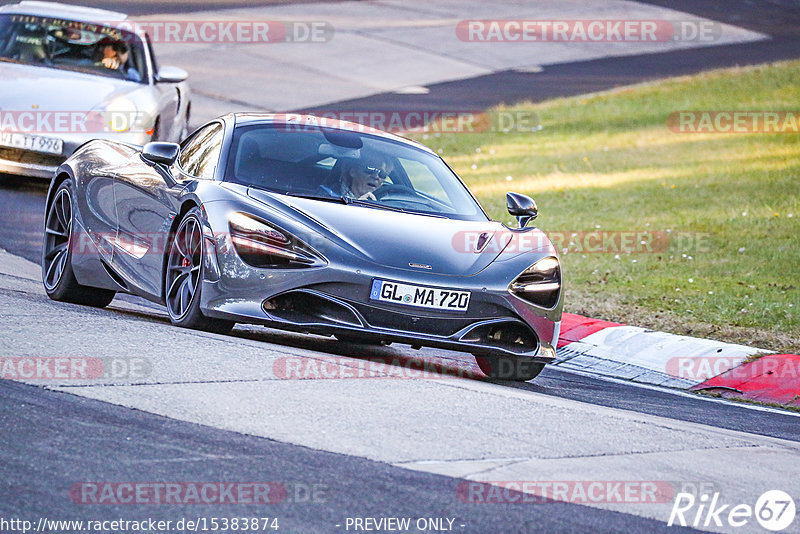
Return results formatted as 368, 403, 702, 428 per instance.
413, 60, 800, 353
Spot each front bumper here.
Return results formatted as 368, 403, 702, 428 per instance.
199, 249, 560, 362
208, 285, 556, 361
195, 197, 562, 361
0, 147, 64, 179
0, 130, 153, 179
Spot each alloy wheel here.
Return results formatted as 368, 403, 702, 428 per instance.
166, 215, 203, 319
43, 187, 72, 291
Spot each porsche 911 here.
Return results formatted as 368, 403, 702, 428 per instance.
0, 1, 190, 178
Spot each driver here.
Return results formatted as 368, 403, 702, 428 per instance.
322, 151, 393, 201
99, 40, 140, 82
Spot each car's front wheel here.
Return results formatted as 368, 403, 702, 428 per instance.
165, 207, 234, 334
179, 103, 191, 140
475, 355, 545, 381
42, 179, 116, 307
151, 117, 161, 141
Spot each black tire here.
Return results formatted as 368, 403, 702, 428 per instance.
42, 179, 116, 307
180, 103, 191, 139
165, 207, 235, 334
475, 355, 545, 381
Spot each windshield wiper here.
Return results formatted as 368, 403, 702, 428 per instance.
349, 198, 447, 218
276, 191, 446, 218
283, 192, 352, 204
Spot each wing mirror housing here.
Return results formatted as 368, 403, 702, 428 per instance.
155, 65, 188, 83
506, 191, 538, 228
142, 142, 179, 166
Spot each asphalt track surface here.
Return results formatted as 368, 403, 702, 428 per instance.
308, 0, 800, 114
2, 1, 800, 533
1, 379, 706, 534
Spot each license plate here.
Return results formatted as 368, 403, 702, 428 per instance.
0, 131, 63, 155
370, 279, 470, 312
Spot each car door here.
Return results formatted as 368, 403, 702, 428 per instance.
110, 152, 181, 299
71, 144, 124, 267
111, 122, 224, 299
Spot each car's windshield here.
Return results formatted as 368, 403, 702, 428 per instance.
0, 14, 147, 83
225, 123, 487, 221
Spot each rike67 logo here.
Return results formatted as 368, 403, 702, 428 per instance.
668, 490, 796, 531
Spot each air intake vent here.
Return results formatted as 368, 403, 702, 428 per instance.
100, 260, 128, 290
263, 290, 363, 327
460, 321, 538, 354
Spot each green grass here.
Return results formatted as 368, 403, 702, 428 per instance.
412, 60, 800, 353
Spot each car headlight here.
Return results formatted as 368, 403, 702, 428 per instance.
228, 212, 325, 268
509, 256, 561, 308
104, 97, 139, 133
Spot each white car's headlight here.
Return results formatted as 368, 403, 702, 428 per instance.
104, 97, 143, 133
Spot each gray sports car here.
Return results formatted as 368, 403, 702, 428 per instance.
42, 113, 562, 381
0, 1, 190, 178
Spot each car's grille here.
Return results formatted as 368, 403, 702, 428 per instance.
304, 283, 522, 338
348, 301, 499, 337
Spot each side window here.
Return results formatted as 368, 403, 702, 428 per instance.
179, 123, 223, 180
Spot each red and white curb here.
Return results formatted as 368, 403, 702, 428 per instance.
690, 354, 800, 406
555, 313, 800, 407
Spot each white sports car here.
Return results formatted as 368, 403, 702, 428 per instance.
0, 1, 191, 178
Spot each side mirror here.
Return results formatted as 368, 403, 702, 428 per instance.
142, 142, 179, 166
155, 65, 188, 84
506, 191, 538, 228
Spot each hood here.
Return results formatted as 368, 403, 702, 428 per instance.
246, 188, 513, 276
0, 62, 153, 147
0, 62, 143, 113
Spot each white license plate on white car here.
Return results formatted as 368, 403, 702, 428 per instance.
0, 131, 63, 155
370, 279, 470, 312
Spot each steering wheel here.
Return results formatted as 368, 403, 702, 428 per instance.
373, 184, 418, 200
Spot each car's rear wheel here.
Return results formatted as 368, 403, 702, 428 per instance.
475, 355, 545, 381
42, 180, 116, 307
165, 208, 234, 334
